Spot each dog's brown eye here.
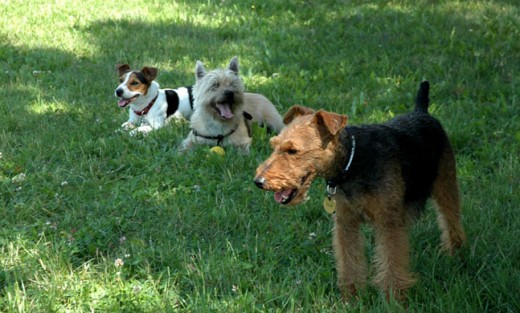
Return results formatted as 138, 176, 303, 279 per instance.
131, 81, 139, 86
119, 78, 124, 83
287, 149, 298, 155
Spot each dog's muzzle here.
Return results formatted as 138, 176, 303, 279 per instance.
222, 90, 234, 103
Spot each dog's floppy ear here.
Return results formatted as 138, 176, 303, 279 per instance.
283, 105, 315, 125
115, 64, 131, 76
313, 110, 348, 137
141, 67, 158, 82
228, 56, 239, 75
195, 61, 206, 80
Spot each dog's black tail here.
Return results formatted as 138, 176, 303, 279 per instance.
415, 81, 430, 113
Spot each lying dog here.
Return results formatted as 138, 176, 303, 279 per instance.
254, 82, 466, 301
180, 57, 284, 153
115, 64, 194, 135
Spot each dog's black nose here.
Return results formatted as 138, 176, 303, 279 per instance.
254, 177, 265, 189
223, 90, 234, 102
116, 88, 123, 97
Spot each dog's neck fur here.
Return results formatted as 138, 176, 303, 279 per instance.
321, 127, 352, 181
130, 81, 160, 112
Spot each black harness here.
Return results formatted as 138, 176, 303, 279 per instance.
192, 111, 253, 146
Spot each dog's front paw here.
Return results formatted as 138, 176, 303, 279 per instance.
129, 126, 152, 136
179, 139, 193, 152
121, 122, 136, 130
239, 144, 251, 155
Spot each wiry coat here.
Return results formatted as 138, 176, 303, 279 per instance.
333, 109, 451, 217
181, 57, 284, 153
254, 82, 466, 301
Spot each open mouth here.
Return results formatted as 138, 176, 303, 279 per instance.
274, 188, 298, 205
273, 173, 311, 205
118, 95, 139, 108
213, 102, 234, 119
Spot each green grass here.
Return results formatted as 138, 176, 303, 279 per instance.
1, 0, 519, 312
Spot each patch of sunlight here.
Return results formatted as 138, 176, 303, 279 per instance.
0, 235, 39, 269
350, 2, 413, 15
441, 0, 518, 19
28, 99, 71, 115
243, 72, 279, 89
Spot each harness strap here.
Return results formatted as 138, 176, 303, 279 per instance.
192, 112, 253, 146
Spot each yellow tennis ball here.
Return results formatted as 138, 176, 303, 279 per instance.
210, 146, 226, 156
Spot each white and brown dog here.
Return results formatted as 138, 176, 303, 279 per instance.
115, 64, 194, 135
181, 57, 284, 153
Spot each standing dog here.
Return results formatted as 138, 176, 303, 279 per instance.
180, 57, 284, 153
254, 82, 466, 301
115, 64, 194, 135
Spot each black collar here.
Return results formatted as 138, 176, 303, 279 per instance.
326, 127, 356, 190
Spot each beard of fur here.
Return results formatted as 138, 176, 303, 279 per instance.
288, 170, 317, 205
255, 156, 319, 205
193, 68, 245, 122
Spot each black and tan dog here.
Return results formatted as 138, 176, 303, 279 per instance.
254, 82, 466, 301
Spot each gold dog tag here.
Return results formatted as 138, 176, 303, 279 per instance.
323, 196, 336, 214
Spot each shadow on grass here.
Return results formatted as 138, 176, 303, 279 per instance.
3, 2, 518, 116
0, 1, 519, 310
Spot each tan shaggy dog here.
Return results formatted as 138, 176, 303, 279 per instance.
254, 82, 466, 302
181, 57, 284, 153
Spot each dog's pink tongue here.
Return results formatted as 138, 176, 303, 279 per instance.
274, 189, 293, 203
217, 103, 234, 119
118, 99, 129, 107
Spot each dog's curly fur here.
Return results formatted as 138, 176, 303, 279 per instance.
254, 82, 466, 301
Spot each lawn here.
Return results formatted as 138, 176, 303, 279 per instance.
1, 0, 519, 312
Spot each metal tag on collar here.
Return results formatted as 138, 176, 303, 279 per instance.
326, 185, 337, 196
323, 185, 337, 214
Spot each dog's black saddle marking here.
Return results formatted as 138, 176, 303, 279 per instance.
164, 89, 180, 117
336, 114, 448, 212
329, 81, 449, 213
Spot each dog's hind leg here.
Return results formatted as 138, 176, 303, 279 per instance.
432, 146, 466, 255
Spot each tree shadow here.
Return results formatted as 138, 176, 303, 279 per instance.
0, 2, 518, 309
